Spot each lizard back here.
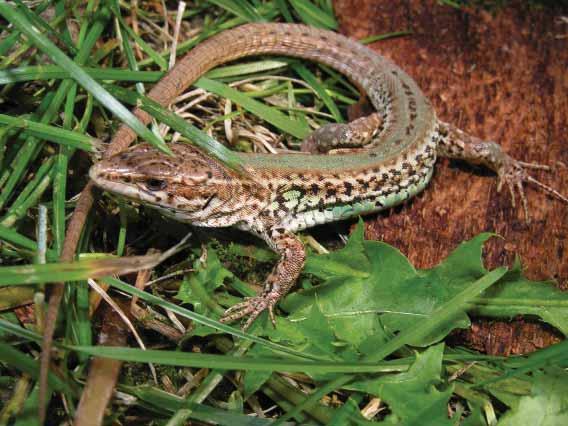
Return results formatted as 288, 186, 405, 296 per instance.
164, 23, 439, 171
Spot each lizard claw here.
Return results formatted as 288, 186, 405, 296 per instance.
220, 293, 278, 330
496, 156, 568, 222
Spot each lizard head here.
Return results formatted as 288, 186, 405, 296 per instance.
89, 143, 268, 226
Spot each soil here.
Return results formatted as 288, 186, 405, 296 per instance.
333, 0, 568, 354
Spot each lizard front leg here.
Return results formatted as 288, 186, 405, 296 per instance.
220, 227, 305, 330
300, 112, 383, 154
436, 120, 568, 221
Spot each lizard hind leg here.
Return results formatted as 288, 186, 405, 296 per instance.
219, 228, 306, 330
300, 112, 383, 154
436, 120, 568, 221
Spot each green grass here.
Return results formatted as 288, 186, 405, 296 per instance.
0, 1, 567, 425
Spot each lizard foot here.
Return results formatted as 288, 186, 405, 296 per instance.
220, 292, 278, 330
300, 113, 382, 154
496, 156, 568, 222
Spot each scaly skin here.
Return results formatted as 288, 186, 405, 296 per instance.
90, 23, 567, 329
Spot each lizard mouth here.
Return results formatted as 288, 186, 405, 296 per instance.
89, 162, 146, 201
89, 162, 183, 213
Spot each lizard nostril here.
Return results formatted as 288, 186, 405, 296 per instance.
146, 179, 167, 191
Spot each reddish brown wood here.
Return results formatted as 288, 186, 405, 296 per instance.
452, 319, 562, 356
74, 304, 129, 426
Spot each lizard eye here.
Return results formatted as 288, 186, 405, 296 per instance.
145, 179, 167, 191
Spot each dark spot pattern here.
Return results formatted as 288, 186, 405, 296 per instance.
326, 187, 337, 198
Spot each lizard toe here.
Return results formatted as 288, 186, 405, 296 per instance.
220, 294, 278, 330
497, 156, 568, 223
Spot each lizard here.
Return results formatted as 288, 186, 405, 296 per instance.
89, 23, 567, 330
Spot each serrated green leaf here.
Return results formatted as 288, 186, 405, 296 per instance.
349, 344, 454, 425
243, 368, 272, 400
434, 233, 494, 280
470, 266, 568, 336
461, 402, 488, 426
243, 303, 360, 395
176, 246, 234, 318
282, 229, 507, 347
301, 219, 371, 283
498, 368, 568, 426
283, 228, 568, 348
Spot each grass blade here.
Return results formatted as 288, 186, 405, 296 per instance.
207, 0, 265, 22
0, 114, 98, 152
292, 63, 342, 122
67, 345, 405, 374
0, 4, 170, 155
106, 85, 246, 173
288, 0, 337, 29
0, 342, 76, 396
0, 253, 169, 286
196, 77, 311, 139
0, 65, 163, 84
